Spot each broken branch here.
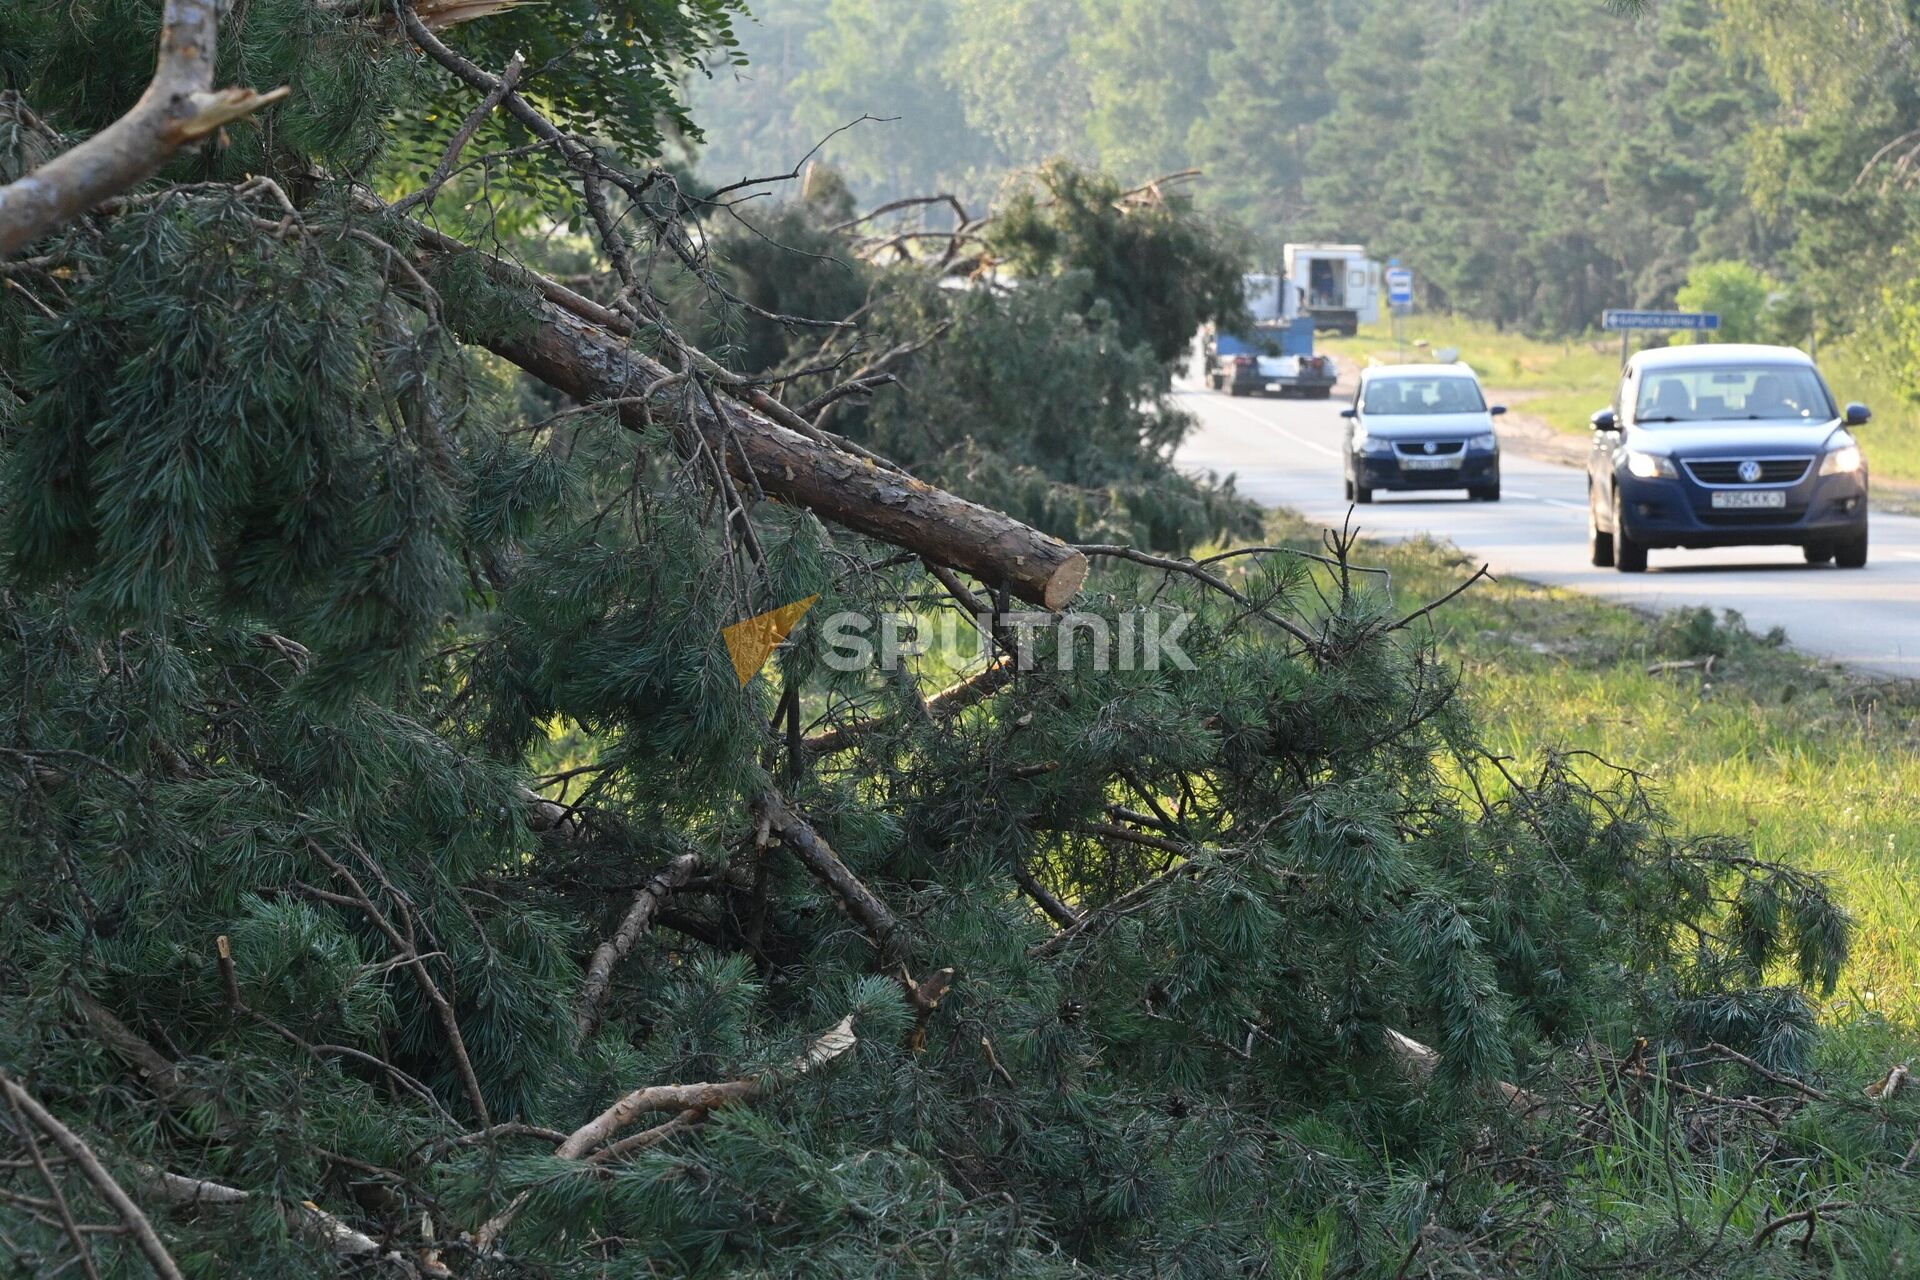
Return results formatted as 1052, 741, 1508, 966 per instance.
0, 0, 287, 258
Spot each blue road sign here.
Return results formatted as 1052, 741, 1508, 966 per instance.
1602, 310, 1720, 331
1386, 267, 1414, 306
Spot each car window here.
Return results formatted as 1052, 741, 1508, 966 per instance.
1361, 376, 1486, 415
1633, 365, 1834, 423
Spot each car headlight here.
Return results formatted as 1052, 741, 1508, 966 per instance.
1625, 450, 1678, 479
1818, 444, 1863, 476
1468, 432, 1498, 451
1353, 429, 1393, 455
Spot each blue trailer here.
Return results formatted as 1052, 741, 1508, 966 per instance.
1204, 316, 1337, 399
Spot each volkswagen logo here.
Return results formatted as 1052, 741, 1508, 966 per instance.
1423, 441, 1437, 454
1737, 459, 1763, 483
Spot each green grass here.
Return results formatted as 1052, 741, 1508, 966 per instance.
1263, 509, 1920, 1025
1817, 334, 1920, 486
1320, 316, 1920, 487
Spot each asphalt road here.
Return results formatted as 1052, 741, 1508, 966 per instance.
1173, 385, 1920, 679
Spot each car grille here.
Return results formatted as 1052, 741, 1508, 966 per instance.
1391, 440, 1464, 456
1682, 458, 1811, 486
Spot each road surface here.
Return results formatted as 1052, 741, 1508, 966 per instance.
1173, 386, 1920, 679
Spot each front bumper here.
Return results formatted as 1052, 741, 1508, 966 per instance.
1613, 469, 1868, 548
1355, 452, 1499, 490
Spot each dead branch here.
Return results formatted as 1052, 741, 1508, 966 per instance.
1011, 862, 1081, 929
586, 1108, 704, 1165
555, 1014, 857, 1159
1751, 1200, 1857, 1249
576, 851, 700, 1042
1027, 862, 1201, 960
756, 792, 901, 951
0, 1069, 184, 1280
142, 1168, 426, 1271
898, 965, 956, 1053
1382, 1027, 1544, 1113
0, 0, 287, 258
831, 194, 972, 235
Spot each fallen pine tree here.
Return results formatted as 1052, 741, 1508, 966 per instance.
0, 2, 1908, 1277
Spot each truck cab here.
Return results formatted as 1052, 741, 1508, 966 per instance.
1281, 243, 1382, 337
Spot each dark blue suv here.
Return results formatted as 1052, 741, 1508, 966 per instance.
1586, 345, 1870, 572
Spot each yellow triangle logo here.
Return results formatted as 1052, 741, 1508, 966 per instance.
723, 595, 819, 687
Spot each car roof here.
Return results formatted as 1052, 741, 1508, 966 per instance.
1630, 343, 1815, 371
1359, 362, 1480, 381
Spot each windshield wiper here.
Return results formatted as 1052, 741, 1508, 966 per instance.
1636, 414, 1684, 423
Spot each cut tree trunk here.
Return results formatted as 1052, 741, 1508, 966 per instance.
391, 219, 1087, 611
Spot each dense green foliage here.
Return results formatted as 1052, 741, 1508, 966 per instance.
690, 0, 1920, 345
1, 2, 1915, 1277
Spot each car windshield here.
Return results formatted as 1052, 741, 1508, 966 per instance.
1633, 365, 1834, 423
1361, 376, 1485, 415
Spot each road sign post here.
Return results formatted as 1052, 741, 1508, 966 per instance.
1601, 309, 1720, 367
1386, 267, 1414, 361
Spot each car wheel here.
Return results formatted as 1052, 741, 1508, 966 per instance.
1228, 384, 1249, 398
1612, 490, 1647, 573
1835, 531, 1869, 569
1343, 475, 1354, 501
1588, 490, 1614, 567
1354, 483, 1374, 505
1471, 483, 1500, 502
1803, 543, 1834, 566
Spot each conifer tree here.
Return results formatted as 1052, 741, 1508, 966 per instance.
0, 3, 1875, 1276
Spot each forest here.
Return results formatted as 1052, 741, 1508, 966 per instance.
693, 0, 1920, 349
2, 0, 1919, 1276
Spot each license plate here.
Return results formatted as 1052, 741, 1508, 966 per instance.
1710, 490, 1786, 509
1400, 456, 1460, 471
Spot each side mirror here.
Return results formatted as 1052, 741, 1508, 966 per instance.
1845, 402, 1871, 426
1590, 408, 1617, 431
1339, 407, 1357, 419
1488, 405, 1507, 417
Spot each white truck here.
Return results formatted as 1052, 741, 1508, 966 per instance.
1281, 243, 1383, 337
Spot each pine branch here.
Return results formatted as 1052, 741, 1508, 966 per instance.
374, 207, 1088, 609
0, 1070, 183, 1280
303, 840, 492, 1128
756, 791, 901, 952
142, 1169, 428, 1272
554, 1015, 858, 1159
472, 1016, 859, 1251
576, 851, 700, 1042
804, 656, 1014, 756
1, 1083, 102, 1280
0, 0, 287, 257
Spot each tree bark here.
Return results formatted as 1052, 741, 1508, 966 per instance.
756, 792, 901, 951
0, 0, 286, 258
479, 296, 1086, 610
384, 215, 1087, 611
576, 852, 700, 1042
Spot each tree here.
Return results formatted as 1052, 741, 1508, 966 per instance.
988, 161, 1249, 367
0, 3, 1893, 1277
1675, 259, 1780, 342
